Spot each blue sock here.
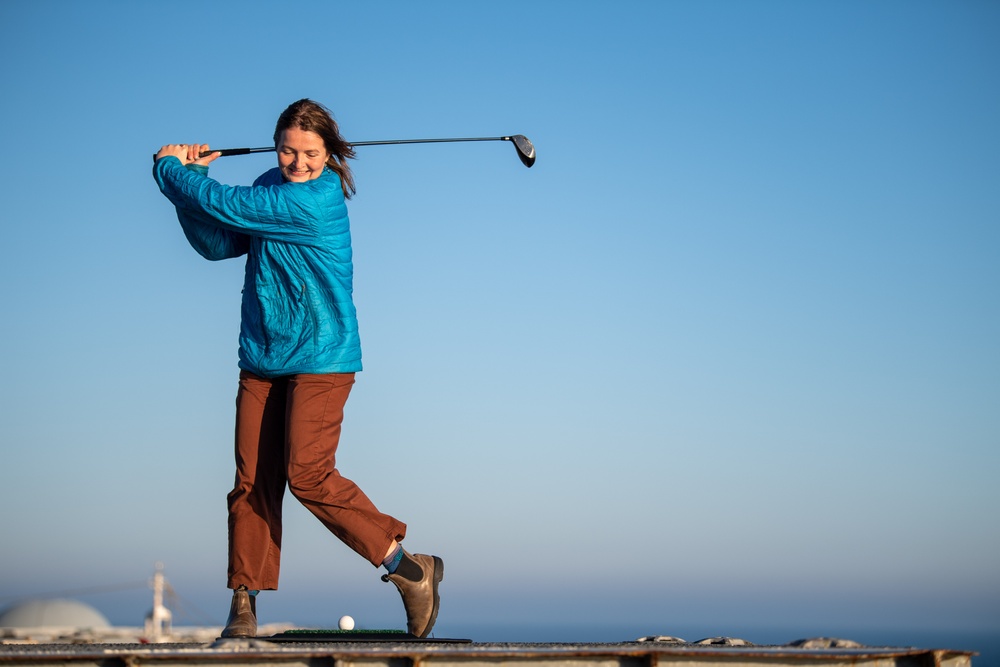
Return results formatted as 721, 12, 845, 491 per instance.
382, 544, 403, 573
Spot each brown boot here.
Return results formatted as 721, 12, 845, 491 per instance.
220, 586, 257, 638
382, 550, 443, 638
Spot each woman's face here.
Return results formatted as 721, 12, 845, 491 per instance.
277, 127, 331, 182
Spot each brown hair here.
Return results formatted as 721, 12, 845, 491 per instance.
273, 99, 356, 198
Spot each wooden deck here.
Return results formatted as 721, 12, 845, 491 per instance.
0, 638, 976, 667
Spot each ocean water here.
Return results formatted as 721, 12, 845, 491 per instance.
436, 622, 999, 667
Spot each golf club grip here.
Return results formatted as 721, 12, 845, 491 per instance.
202, 147, 275, 158
151, 146, 274, 162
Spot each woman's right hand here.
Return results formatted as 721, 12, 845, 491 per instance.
187, 143, 220, 167
155, 143, 220, 166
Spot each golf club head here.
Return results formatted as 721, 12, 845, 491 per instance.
508, 135, 536, 168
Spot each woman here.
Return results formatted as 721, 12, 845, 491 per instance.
153, 99, 443, 638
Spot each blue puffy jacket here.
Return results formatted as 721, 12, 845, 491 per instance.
153, 156, 362, 377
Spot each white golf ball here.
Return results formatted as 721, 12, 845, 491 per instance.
338, 615, 355, 631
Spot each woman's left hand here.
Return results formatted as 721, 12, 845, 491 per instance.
155, 144, 191, 164
154, 143, 220, 166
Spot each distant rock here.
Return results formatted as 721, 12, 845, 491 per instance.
787, 637, 863, 648
0, 600, 110, 629
692, 636, 754, 646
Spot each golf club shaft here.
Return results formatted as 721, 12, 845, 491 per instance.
155, 134, 534, 167
201, 136, 519, 158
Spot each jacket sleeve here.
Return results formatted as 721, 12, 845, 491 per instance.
175, 206, 251, 261
153, 157, 344, 246
168, 165, 250, 260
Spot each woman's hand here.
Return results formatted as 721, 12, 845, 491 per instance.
155, 143, 220, 166
188, 143, 220, 167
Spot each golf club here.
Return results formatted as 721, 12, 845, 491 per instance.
197, 135, 536, 168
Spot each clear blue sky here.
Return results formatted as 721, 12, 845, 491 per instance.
1, 0, 997, 646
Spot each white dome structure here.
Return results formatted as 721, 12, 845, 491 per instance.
0, 599, 110, 629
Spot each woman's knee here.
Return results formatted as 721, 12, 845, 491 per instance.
286, 467, 332, 500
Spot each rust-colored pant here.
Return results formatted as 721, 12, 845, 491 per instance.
227, 371, 407, 590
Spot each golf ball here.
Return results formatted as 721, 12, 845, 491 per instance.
338, 615, 355, 631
